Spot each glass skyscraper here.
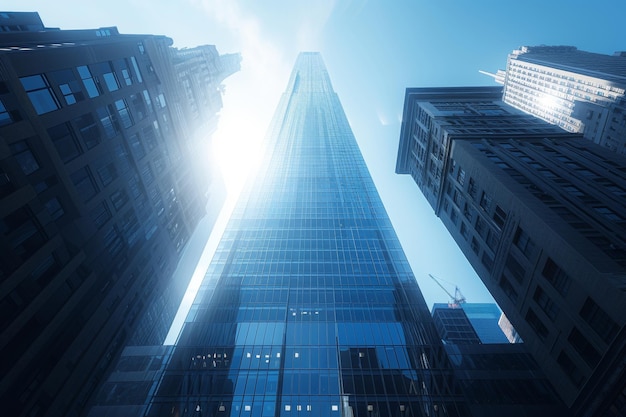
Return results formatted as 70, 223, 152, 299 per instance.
141, 53, 466, 417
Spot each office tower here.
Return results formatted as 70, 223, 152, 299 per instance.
488, 46, 626, 155
93, 52, 470, 417
432, 303, 508, 344
431, 304, 481, 345
0, 12, 238, 417
396, 86, 626, 416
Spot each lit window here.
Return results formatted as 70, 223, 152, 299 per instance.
77, 65, 100, 98
50, 69, 84, 105
20, 74, 60, 114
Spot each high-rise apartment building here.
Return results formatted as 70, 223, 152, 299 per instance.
396, 86, 626, 416
92, 52, 473, 417
0, 12, 238, 416
487, 46, 626, 155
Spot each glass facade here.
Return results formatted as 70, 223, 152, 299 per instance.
145, 53, 465, 416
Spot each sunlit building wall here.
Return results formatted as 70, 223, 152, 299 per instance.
0, 12, 237, 417
396, 86, 626, 416
492, 46, 626, 155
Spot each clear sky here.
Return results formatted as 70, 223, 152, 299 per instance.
8, 0, 626, 314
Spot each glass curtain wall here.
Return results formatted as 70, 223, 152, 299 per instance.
145, 53, 464, 417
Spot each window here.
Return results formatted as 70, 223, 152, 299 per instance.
479, 191, 492, 211
10, 140, 40, 175
128, 133, 146, 160
50, 69, 84, 105
470, 237, 480, 254
115, 99, 133, 128
580, 297, 618, 344
74, 113, 102, 149
460, 222, 469, 240
568, 327, 601, 367
493, 205, 507, 230
77, 65, 100, 98
70, 166, 98, 203
115, 58, 133, 86
96, 62, 119, 92
525, 308, 549, 340
103, 226, 124, 256
44, 197, 64, 220
533, 286, 559, 321
593, 206, 623, 222
110, 189, 129, 211
131, 93, 147, 120
468, 177, 477, 199
20, 74, 60, 114
481, 252, 494, 272
0, 98, 13, 126
541, 258, 571, 296
499, 275, 518, 303
505, 254, 525, 283
48, 123, 81, 163
456, 168, 466, 186
96, 106, 119, 138
513, 227, 535, 258
140, 163, 154, 185
97, 161, 118, 186
475, 217, 486, 238
90, 201, 111, 229
557, 351, 585, 388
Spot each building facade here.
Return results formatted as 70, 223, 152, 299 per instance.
0, 12, 238, 417
490, 46, 626, 155
432, 303, 508, 344
92, 52, 471, 417
396, 86, 626, 416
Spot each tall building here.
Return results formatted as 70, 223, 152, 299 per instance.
396, 86, 626, 416
0, 12, 238, 416
432, 303, 508, 344
487, 46, 626, 155
432, 304, 480, 345
91, 52, 472, 417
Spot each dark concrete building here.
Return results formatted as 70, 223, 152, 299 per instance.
397, 86, 626, 416
0, 12, 238, 417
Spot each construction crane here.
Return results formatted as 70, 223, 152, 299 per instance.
428, 274, 466, 307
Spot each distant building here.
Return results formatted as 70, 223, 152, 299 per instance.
488, 45, 626, 155
396, 86, 626, 416
0, 12, 239, 417
432, 302, 509, 344
432, 303, 481, 344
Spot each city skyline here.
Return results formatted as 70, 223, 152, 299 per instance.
4, 0, 626, 313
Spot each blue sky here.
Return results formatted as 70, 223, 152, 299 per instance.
8, 0, 626, 312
